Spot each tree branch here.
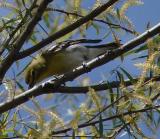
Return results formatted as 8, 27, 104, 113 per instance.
109, 122, 131, 138
0, 0, 53, 82
57, 76, 160, 93
0, 22, 160, 114
52, 105, 160, 135
51, 8, 136, 34
15, 0, 119, 60
0, 0, 39, 58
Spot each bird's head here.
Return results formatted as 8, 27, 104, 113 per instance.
24, 55, 46, 88
25, 66, 37, 88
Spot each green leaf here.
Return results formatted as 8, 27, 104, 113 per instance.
157, 57, 160, 67
107, 81, 114, 106
88, 88, 101, 109
74, 0, 81, 11
91, 22, 100, 35
116, 8, 121, 20
116, 71, 124, 84
43, 12, 50, 28
99, 115, 103, 137
125, 44, 147, 57
120, 67, 134, 83
16, 80, 25, 91
50, 15, 61, 34
72, 129, 76, 139
132, 55, 148, 60
126, 35, 160, 56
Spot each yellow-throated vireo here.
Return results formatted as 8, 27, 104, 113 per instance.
24, 40, 119, 87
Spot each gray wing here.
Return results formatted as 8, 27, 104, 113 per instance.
42, 41, 119, 61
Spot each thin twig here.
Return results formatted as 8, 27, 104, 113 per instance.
86, 96, 125, 123
51, 8, 136, 34
57, 76, 160, 93
15, 0, 119, 60
110, 122, 131, 138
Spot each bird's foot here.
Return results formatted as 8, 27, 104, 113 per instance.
82, 62, 91, 73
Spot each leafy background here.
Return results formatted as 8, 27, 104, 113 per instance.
0, 0, 160, 138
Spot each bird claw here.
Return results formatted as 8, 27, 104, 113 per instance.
82, 62, 91, 72
52, 75, 63, 80
52, 75, 66, 86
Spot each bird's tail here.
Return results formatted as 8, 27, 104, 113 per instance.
86, 41, 120, 60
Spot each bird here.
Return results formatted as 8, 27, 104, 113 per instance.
24, 39, 119, 88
